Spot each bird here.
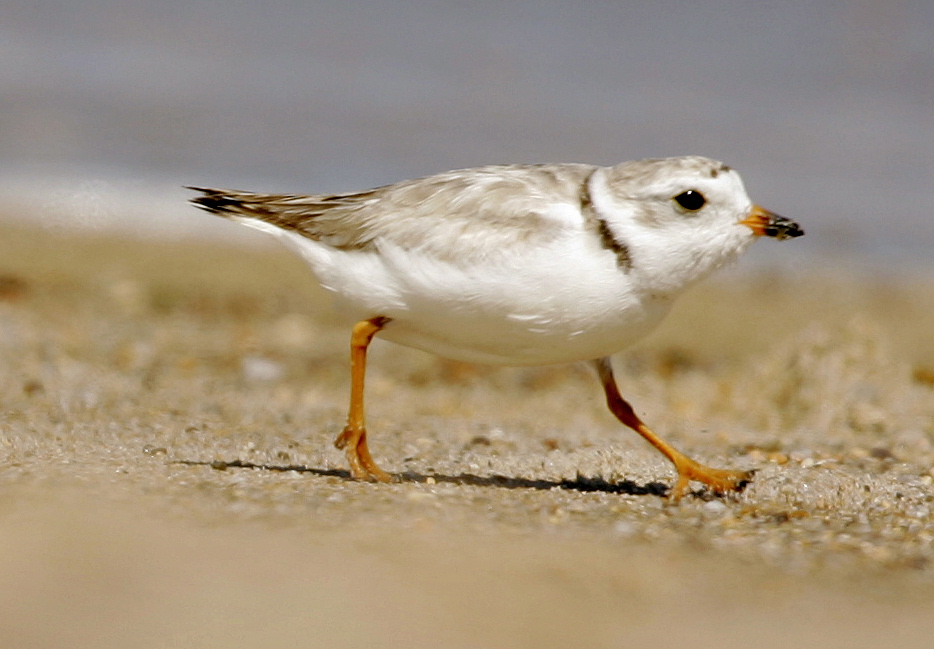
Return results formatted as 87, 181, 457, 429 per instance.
188, 156, 803, 500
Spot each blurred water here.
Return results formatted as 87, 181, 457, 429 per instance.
1, 0, 932, 269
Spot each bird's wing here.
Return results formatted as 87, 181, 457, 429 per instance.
188, 164, 597, 260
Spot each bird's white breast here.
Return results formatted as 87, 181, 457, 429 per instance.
276, 219, 672, 366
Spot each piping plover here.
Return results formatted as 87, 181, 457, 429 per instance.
189, 156, 803, 500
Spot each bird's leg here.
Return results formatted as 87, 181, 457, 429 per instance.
333, 316, 393, 482
593, 358, 753, 501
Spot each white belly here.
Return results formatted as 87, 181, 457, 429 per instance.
281, 230, 673, 366
378, 303, 669, 366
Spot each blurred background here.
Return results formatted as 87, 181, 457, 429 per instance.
0, 0, 932, 270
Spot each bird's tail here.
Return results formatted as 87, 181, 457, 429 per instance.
186, 185, 374, 247
186, 186, 313, 236
186, 186, 264, 219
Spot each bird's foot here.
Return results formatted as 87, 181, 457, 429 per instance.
668, 455, 755, 502
334, 426, 393, 482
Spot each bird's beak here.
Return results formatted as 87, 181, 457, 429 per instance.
739, 205, 804, 240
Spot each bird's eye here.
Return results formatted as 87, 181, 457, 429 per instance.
673, 190, 706, 211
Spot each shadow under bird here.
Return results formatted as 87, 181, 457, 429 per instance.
189, 156, 803, 500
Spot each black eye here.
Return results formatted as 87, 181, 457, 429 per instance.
673, 190, 706, 211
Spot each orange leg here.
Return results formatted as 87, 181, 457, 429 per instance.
594, 358, 753, 501
333, 316, 393, 482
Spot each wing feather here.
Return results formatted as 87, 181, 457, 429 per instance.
188, 163, 596, 260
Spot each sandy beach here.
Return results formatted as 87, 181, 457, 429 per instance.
1, 221, 933, 648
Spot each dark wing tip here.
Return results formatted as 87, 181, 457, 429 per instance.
185, 186, 242, 215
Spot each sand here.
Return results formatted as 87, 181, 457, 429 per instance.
1, 221, 933, 648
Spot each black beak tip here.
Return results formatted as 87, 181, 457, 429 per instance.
766, 217, 805, 240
